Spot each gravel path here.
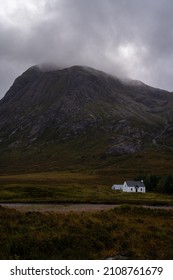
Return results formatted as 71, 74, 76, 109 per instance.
1, 203, 173, 213
0, 203, 117, 213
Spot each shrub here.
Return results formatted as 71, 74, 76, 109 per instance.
135, 174, 173, 194
157, 175, 173, 194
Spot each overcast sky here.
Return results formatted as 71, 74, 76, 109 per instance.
0, 0, 173, 99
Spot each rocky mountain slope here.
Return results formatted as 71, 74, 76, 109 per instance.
0, 65, 173, 166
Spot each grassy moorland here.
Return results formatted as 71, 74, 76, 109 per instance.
0, 171, 173, 205
0, 145, 173, 260
0, 140, 173, 206
0, 205, 173, 260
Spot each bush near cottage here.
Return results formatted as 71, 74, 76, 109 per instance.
135, 175, 173, 194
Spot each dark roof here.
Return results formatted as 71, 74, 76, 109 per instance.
125, 181, 145, 188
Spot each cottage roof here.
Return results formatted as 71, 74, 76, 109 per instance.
125, 181, 145, 188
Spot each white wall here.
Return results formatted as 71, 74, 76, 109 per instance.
112, 184, 123, 190
123, 182, 146, 192
112, 182, 146, 192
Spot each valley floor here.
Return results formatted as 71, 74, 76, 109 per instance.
1, 171, 173, 205
1, 170, 173, 259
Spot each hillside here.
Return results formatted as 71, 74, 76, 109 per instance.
0, 65, 173, 174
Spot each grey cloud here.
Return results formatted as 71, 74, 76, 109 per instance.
0, 0, 173, 99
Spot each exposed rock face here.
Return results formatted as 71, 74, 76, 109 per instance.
106, 135, 143, 155
0, 65, 173, 156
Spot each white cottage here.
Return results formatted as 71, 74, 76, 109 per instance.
112, 180, 146, 193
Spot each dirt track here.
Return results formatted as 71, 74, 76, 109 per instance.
1, 203, 173, 213
0, 203, 117, 213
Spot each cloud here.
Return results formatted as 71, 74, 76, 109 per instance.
0, 0, 173, 99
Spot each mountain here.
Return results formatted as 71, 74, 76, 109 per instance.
0, 65, 173, 173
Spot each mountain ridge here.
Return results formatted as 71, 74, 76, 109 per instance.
0, 65, 173, 173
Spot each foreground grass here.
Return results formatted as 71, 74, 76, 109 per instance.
0, 205, 173, 260
0, 171, 173, 205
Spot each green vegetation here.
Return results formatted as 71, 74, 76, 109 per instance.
0, 205, 173, 260
1, 171, 173, 205
0, 139, 173, 260
1, 129, 173, 205
135, 174, 173, 194
1, 135, 173, 175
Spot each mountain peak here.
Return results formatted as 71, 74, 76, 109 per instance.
0, 65, 172, 160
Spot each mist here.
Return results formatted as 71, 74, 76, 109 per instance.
0, 0, 173, 99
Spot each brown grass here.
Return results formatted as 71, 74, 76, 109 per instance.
0, 205, 173, 260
